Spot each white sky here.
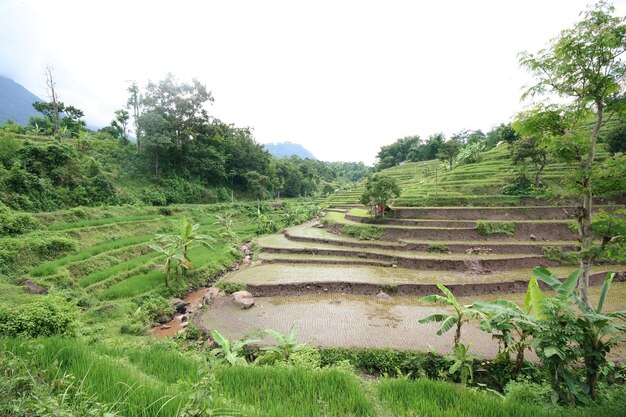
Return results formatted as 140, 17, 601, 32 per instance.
1, 0, 625, 164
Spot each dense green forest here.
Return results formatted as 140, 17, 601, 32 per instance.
0, 74, 369, 211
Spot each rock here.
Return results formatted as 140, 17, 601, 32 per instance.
181, 315, 189, 322
376, 291, 392, 301
392, 264, 398, 268
465, 246, 492, 255
20, 279, 47, 295
160, 324, 171, 330
177, 329, 185, 335
155, 314, 173, 324
529, 234, 537, 241
232, 291, 255, 309
182, 321, 189, 328
172, 299, 190, 314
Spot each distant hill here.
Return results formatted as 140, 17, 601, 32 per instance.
264, 142, 316, 159
0, 75, 42, 125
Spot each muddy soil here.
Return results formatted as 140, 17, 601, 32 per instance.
242, 271, 625, 297
286, 229, 577, 255
392, 206, 616, 220
379, 222, 575, 241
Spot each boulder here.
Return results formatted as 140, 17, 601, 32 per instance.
155, 314, 173, 324
376, 291, 392, 301
203, 287, 225, 304
529, 234, 537, 241
172, 299, 190, 314
20, 279, 47, 295
181, 315, 189, 322
232, 291, 255, 309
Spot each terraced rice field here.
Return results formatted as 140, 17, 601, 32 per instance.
10, 206, 254, 316
203, 203, 626, 356
325, 143, 612, 207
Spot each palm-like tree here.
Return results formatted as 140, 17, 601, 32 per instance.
149, 217, 215, 286
419, 283, 479, 348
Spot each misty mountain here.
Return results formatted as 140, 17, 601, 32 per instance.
0, 75, 42, 125
264, 141, 316, 159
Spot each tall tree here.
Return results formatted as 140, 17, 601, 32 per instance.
519, 1, 626, 308
112, 109, 130, 143
436, 139, 462, 169
44, 66, 61, 137
126, 81, 142, 150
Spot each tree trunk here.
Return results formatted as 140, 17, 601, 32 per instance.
513, 346, 525, 373
586, 365, 598, 400
165, 261, 170, 287
578, 101, 603, 310
534, 161, 545, 189
454, 321, 461, 347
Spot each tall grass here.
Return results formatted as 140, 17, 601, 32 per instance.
1, 337, 188, 417
48, 214, 162, 231
30, 235, 153, 277
377, 378, 626, 417
215, 366, 376, 417
79, 252, 161, 287
98, 243, 234, 300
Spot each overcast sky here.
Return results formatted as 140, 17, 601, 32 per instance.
1, 0, 625, 164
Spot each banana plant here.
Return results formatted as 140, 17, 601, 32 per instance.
445, 342, 478, 385
471, 299, 534, 372
418, 283, 480, 348
576, 272, 626, 399
148, 241, 190, 287
210, 329, 259, 366
261, 326, 307, 361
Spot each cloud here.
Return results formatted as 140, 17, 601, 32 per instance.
1, 0, 620, 164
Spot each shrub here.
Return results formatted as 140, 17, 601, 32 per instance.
0, 210, 40, 236
542, 246, 579, 265
141, 188, 167, 206
427, 243, 450, 253
341, 224, 384, 240
505, 380, 553, 406
477, 221, 516, 236
215, 281, 246, 294
135, 294, 175, 324
0, 296, 78, 338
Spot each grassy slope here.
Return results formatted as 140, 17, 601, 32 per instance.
325, 143, 612, 207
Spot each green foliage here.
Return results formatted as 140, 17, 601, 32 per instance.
215, 281, 246, 295
215, 365, 375, 417
419, 283, 480, 348
0, 296, 78, 338
436, 139, 462, 169
427, 243, 450, 253
359, 173, 401, 216
0, 210, 39, 236
504, 380, 554, 406
340, 224, 384, 240
261, 326, 308, 362
605, 123, 626, 154
209, 329, 259, 366
445, 342, 477, 385
501, 170, 534, 196
542, 246, 579, 265
477, 221, 516, 236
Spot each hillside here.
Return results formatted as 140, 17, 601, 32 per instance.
0, 75, 42, 125
325, 143, 613, 207
264, 141, 316, 159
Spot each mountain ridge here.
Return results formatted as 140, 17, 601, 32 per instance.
0, 75, 42, 125
264, 141, 316, 159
